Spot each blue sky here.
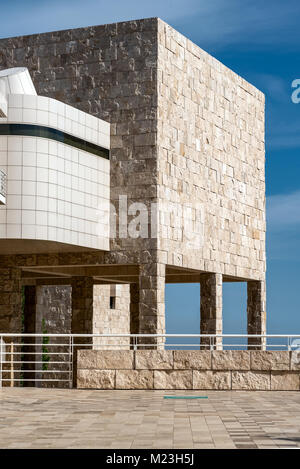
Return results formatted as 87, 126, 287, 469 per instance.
1, 0, 300, 335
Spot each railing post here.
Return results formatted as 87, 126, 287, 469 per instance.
72, 335, 76, 389
69, 336, 73, 389
10, 342, 14, 387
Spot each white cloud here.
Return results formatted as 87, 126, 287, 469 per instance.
267, 191, 300, 229
171, 0, 300, 51
0, 0, 208, 38
250, 74, 289, 103
268, 134, 300, 150
0, 0, 299, 51
267, 191, 300, 261
267, 119, 300, 150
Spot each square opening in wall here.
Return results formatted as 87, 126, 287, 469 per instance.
110, 296, 116, 309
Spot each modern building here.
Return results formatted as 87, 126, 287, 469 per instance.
0, 17, 266, 349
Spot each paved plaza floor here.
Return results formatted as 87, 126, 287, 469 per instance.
0, 388, 299, 449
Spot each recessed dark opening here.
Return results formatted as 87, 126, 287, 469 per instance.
110, 296, 116, 309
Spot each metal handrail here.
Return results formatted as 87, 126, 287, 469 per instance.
1, 333, 300, 338
1, 333, 299, 389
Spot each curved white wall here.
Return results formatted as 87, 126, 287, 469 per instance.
0, 67, 37, 118
0, 80, 6, 117
0, 92, 110, 253
0, 67, 37, 96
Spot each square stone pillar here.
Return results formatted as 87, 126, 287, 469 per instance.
130, 283, 139, 349
71, 277, 93, 387
138, 263, 165, 348
71, 277, 94, 337
23, 286, 37, 387
247, 280, 266, 350
35, 285, 72, 388
200, 273, 223, 350
0, 268, 22, 333
0, 268, 22, 387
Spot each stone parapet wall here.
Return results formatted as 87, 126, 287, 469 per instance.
77, 350, 300, 391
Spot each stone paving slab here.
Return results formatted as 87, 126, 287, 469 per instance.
0, 388, 299, 449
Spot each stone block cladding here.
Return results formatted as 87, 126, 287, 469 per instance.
34, 283, 130, 346
0, 18, 166, 339
93, 284, 130, 349
0, 17, 266, 344
77, 350, 300, 391
0, 17, 266, 270
157, 20, 266, 279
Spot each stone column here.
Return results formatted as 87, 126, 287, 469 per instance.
0, 268, 22, 333
71, 277, 94, 337
247, 280, 266, 350
35, 285, 72, 388
138, 263, 165, 349
0, 268, 22, 387
23, 286, 37, 387
200, 273, 223, 350
130, 283, 139, 349
71, 277, 93, 386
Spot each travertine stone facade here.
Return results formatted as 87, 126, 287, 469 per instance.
291, 351, 300, 370
157, 19, 266, 279
0, 17, 266, 345
271, 372, 300, 391
115, 369, 153, 389
193, 371, 231, 390
173, 350, 211, 369
231, 371, 270, 390
0, 268, 22, 332
26, 283, 129, 343
36, 286, 71, 335
251, 350, 290, 370
77, 369, 115, 389
0, 18, 163, 340
21, 283, 130, 387
211, 350, 250, 370
135, 350, 173, 369
78, 349, 133, 369
77, 350, 300, 391
93, 284, 130, 349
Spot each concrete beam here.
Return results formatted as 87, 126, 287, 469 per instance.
22, 264, 139, 278
21, 270, 68, 279
166, 274, 201, 283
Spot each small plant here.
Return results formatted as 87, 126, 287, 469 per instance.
42, 319, 50, 371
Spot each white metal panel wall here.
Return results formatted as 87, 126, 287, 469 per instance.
0, 94, 110, 251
